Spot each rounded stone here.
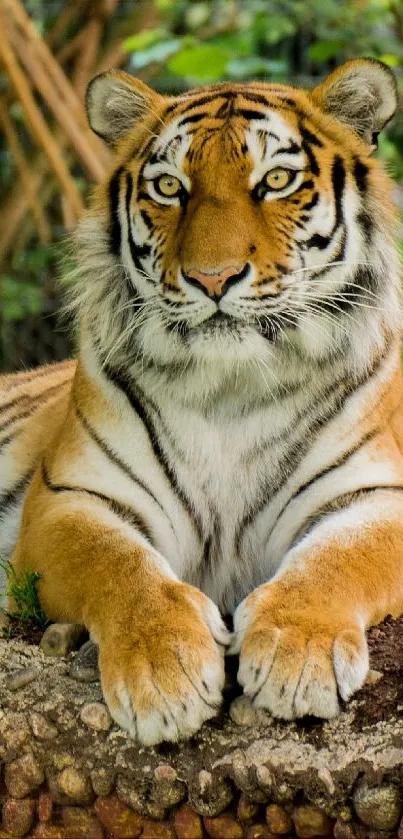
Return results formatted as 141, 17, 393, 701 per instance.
266, 803, 292, 834
5, 752, 45, 799
175, 804, 204, 839
69, 640, 100, 682
237, 793, 260, 823
38, 793, 53, 824
152, 764, 186, 808
142, 820, 175, 839
90, 767, 115, 797
353, 783, 402, 830
95, 793, 143, 838
229, 696, 270, 727
29, 712, 59, 740
292, 804, 333, 838
2, 797, 36, 837
188, 770, 233, 817
40, 623, 86, 657
204, 813, 244, 839
80, 701, 112, 732
62, 806, 104, 839
55, 767, 94, 805
246, 826, 276, 839
6, 666, 38, 691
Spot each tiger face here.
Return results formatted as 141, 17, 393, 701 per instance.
82, 60, 398, 369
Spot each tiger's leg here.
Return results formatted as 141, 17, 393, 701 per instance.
12, 479, 230, 744
232, 490, 403, 718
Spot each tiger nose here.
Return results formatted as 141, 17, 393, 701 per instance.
182, 264, 249, 298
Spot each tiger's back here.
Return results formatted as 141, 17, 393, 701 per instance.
0, 360, 75, 580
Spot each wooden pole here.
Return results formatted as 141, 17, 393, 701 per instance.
0, 96, 51, 244
0, 26, 84, 219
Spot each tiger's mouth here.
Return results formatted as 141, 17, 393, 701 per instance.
168, 310, 283, 344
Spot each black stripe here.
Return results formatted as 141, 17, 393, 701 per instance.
299, 125, 324, 148
273, 142, 302, 156
0, 470, 34, 518
276, 424, 382, 526
356, 210, 373, 245
126, 173, 154, 278
1, 361, 72, 392
305, 155, 345, 250
234, 108, 266, 121
235, 343, 390, 552
108, 166, 124, 256
0, 381, 69, 419
41, 462, 153, 543
291, 484, 403, 549
103, 364, 203, 538
353, 158, 369, 195
301, 192, 319, 211
178, 112, 209, 126
75, 403, 169, 522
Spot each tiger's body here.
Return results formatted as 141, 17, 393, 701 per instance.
1, 59, 403, 744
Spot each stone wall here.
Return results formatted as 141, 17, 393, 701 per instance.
1, 617, 403, 838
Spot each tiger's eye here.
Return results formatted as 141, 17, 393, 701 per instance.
155, 174, 181, 197
264, 168, 292, 190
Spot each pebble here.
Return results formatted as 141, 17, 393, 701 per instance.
40, 623, 87, 657
5, 752, 45, 798
237, 793, 260, 823
353, 783, 402, 830
255, 766, 273, 795
95, 793, 143, 838
152, 764, 186, 807
69, 639, 100, 682
246, 826, 276, 839
6, 666, 38, 691
62, 806, 104, 839
90, 767, 115, 797
188, 770, 233, 817
142, 820, 175, 839
365, 668, 383, 685
175, 804, 203, 839
30, 712, 59, 740
38, 793, 53, 823
2, 797, 36, 837
266, 803, 292, 834
80, 701, 112, 731
204, 813, 244, 838
292, 804, 333, 838
54, 767, 94, 805
229, 695, 270, 727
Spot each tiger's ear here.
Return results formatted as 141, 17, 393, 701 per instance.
86, 70, 164, 144
310, 58, 398, 147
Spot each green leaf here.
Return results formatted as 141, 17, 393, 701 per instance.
308, 40, 344, 62
227, 57, 287, 79
168, 43, 232, 81
123, 28, 168, 53
130, 38, 185, 69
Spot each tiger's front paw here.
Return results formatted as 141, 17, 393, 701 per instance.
231, 585, 369, 719
97, 582, 230, 745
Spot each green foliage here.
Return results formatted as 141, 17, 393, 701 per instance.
0, 557, 49, 628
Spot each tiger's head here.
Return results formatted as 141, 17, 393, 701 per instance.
75, 59, 399, 376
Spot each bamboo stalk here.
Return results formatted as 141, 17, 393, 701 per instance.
0, 96, 51, 245
45, 0, 90, 49
73, 16, 103, 99
0, 24, 84, 218
0, 162, 47, 263
10, 26, 108, 182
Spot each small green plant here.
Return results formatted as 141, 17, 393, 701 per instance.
0, 556, 49, 628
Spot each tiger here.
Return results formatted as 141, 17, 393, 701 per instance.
0, 58, 402, 746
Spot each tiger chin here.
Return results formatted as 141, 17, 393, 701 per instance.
1, 58, 403, 745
